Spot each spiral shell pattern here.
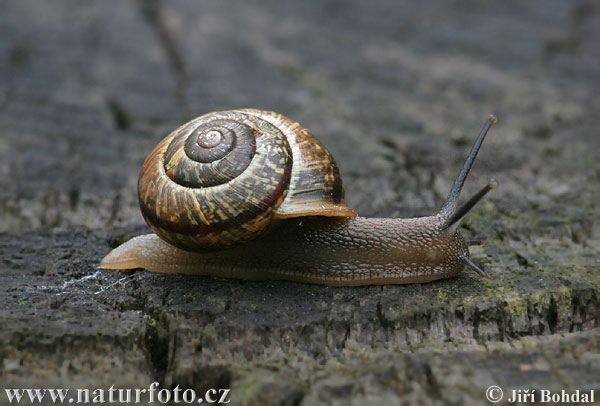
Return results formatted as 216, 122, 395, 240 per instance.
138, 109, 355, 251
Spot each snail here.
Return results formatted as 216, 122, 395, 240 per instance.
101, 109, 498, 286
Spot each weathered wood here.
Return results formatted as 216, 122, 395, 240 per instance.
1, 0, 599, 404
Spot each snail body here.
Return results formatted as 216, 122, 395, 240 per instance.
101, 109, 498, 286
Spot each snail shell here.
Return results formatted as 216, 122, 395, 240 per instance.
138, 109, 355, 251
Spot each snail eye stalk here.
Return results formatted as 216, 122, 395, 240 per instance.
439, 115, 497, 221
442, 178, 498, 230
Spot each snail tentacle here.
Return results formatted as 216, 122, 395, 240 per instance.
441, 178, 498, 232
438, 115, 497, 221
462, 257, 489, 278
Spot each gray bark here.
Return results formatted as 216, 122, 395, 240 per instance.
1, 1, 599, 405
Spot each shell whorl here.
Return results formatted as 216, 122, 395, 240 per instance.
138, 109, 356, 251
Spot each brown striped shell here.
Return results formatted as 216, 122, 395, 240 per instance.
138, 109, 356, 251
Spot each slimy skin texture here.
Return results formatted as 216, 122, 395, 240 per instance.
101, 216, 468, 286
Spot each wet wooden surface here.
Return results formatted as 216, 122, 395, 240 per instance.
1, 1, 599, 404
